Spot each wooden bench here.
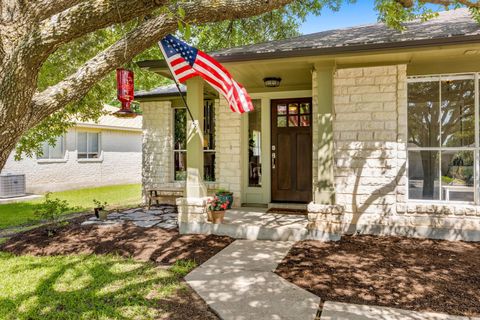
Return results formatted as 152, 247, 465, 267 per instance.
147, 188, 184, 209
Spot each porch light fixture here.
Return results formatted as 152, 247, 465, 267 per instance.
263, 77, 282, 88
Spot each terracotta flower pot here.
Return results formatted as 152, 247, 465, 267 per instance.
211, 210, 225, 224
207, 210, 213, 222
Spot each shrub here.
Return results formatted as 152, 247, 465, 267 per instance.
34, 193, 73, 236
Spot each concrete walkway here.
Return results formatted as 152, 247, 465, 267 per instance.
320, 302, 480, 320
185, 240, 320, 320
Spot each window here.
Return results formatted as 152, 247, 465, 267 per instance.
38, 135, 65, 159
173, 100, 216, 181
174, 108, 187, 181
203, 100, 215, 182
276, 101, 311, 128
248, 100, 262, 187
77, 132, 100, 159
407, 75, 476, 202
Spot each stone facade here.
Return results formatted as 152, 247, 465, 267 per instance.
331, 64, 480, 241
215, 97, 243, 207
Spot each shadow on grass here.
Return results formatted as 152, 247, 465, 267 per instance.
0, 253, 212, 320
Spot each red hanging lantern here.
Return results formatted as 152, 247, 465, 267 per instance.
114, 68, 136, 118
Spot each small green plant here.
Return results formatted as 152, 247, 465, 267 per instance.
93, 199, 108, 210
34, 193, 73, 236
216, 188, 232, 195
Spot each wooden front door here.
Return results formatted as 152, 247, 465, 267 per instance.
271, 98, 312, 203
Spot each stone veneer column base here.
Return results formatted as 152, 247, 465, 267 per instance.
176, 197, 212, 234
307, 202, 346, 241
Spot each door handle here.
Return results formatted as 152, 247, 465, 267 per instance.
272, 152, 276, 169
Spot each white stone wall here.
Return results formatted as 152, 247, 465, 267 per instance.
332, 64, 480, 240
333, 65, 405, 219
2, 127, 142, 193
142, 101, 175, 193
215, 97, 242, 206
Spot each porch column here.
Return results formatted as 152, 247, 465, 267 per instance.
313, 64, 335, 204
185, 77, 207, 198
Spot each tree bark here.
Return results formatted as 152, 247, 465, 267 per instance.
0, 0, 294, 171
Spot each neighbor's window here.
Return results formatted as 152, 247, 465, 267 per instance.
407, 74, 476, 202
248, 100, 262, 187
77, 132, 100, 159
38, 135, 65, 159
173, 100, 216, 181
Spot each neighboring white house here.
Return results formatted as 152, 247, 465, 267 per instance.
1, 105, 142, 193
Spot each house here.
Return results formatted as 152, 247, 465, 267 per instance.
2, 105, 142, 193
136, 9, 480, 241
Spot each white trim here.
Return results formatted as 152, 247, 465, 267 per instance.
75, 123, 142, 132
36, 135, 67, 162
77, 131, 102, 161
249, 90, 312, 99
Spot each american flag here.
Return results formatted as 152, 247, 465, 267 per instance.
159, 34, 253, 114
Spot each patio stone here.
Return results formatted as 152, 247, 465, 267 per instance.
107, 212, 123, 219
121, 212, 156, 221
81, 220, 124, 227
156, 222, 177, 229
133, 220, 161, 228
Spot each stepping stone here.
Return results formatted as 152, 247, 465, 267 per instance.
107, 212, 123, 219
133, 220, 161, 228
156, 222, 177, 229
81, 220, 123, 227
121, 208, 143, 214
121, 212, 155, 221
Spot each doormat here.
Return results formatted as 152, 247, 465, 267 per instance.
266, 208, 308, 215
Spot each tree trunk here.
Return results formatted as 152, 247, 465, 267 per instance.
420, 150, 436, 198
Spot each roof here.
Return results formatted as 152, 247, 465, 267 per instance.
75, 105, 142, 131
138, 8, 480, 68
135, 84, 185, 99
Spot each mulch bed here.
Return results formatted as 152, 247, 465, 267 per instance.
275, 235, 480, 317
0, 215, 234, 265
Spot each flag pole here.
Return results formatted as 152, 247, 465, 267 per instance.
158, 44, 197, 128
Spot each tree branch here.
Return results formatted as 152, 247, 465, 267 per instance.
30, 0, 294, 123
29, 0, 86, 21
26, 0, 170, 69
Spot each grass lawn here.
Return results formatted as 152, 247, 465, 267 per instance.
0, 184, 141, 229
0, 252, 195, 319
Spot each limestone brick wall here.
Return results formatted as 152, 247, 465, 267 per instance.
215, 97, 242, 206
142, 101, 174, 195
332, 65, 480, 240
333, 65, 407, 225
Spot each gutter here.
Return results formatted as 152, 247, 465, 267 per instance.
137, 34, 480, 69
75, 123, 142, 132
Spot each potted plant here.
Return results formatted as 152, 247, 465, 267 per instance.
215, 188, 233, 209
207, 196, 230, 224
93, 199, 108, 221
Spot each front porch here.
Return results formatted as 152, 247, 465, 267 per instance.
177, 204, 344, 241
